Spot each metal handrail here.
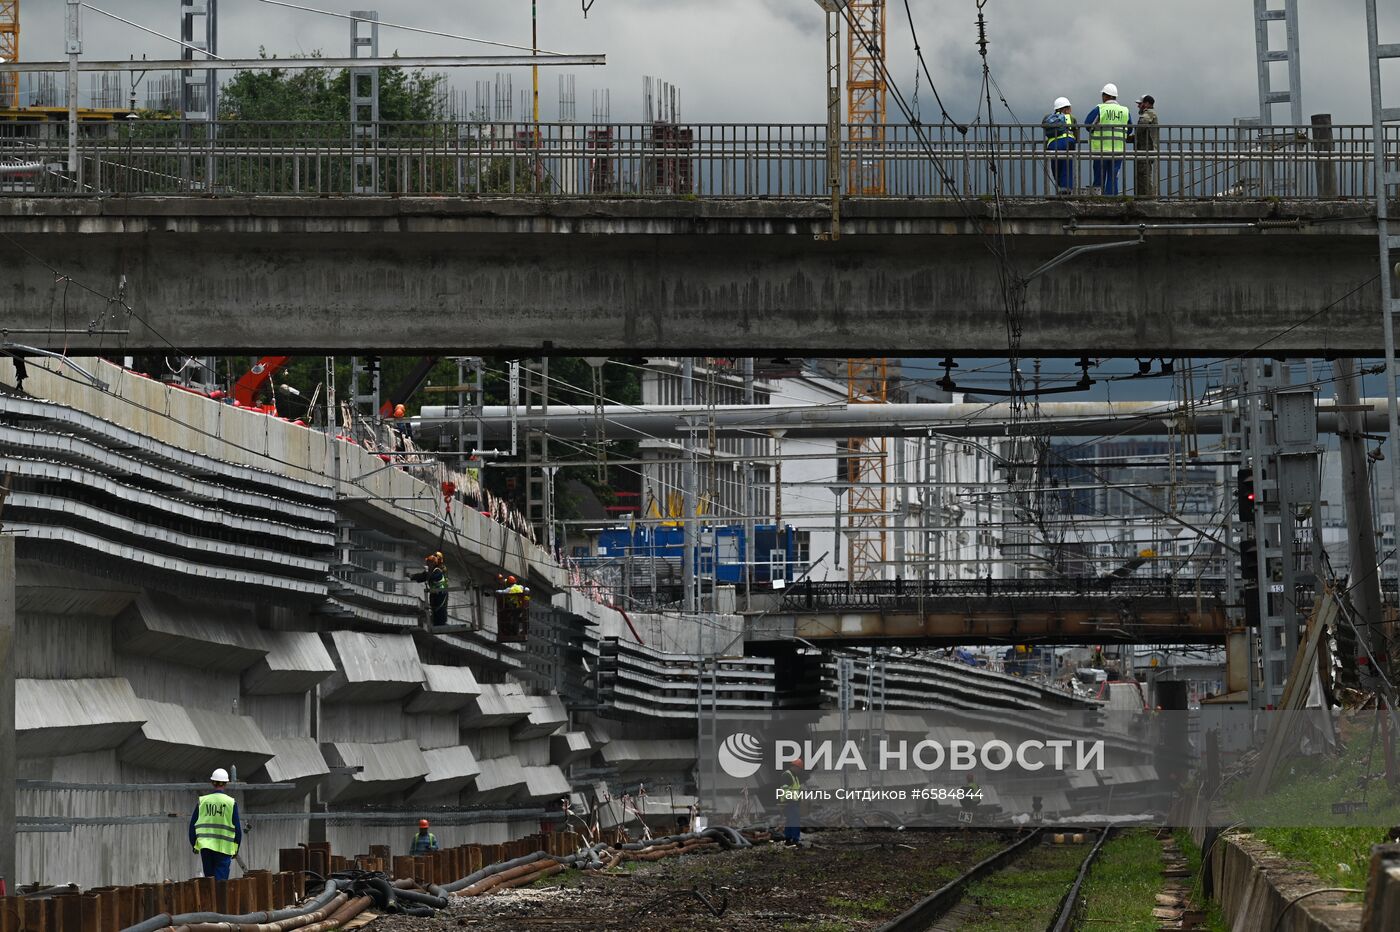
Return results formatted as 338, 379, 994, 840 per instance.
1, 120, 1392, 199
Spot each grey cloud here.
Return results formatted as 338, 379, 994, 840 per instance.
12, 1, 1394, 124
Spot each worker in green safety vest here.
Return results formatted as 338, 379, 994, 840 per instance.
782, 758, 803, 847
189, 768, 241, 881
959, 772, 982, 827
1083, 83, 1132, 195
1042, 96, 1078, 194
411, 551, 449, 627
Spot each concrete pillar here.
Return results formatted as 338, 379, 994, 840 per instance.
1362, 843, 1400, 931
0, 535, 15, 890
1310, 114, 1338, 198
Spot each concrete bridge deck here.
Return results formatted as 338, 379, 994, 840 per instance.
0, 195, 1386, 357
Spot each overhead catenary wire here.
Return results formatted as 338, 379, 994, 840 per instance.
81, 4, 226, 60
252, 0, 572, 56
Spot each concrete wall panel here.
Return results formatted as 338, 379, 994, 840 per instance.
15, 615, 115, 679
319, 702, 409, 744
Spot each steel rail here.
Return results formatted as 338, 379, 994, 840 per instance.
876, 828, 1045, 932
1046, 826, 1113, 932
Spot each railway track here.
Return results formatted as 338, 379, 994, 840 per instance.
876, 827, 1111, 932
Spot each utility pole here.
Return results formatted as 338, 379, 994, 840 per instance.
531, 0, 539, 124
815, 0, 843, 240
1335, 359, 1383, 673
742, 358, 756, 609
681, 358, 697, 614
65, 0, 79, 177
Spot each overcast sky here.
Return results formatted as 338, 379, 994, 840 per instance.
17, 1, 1400, 124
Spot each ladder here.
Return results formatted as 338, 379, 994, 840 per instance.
1253, 0, 1302, 126
1368, 0, 1400, 567
349, 11, 379, 194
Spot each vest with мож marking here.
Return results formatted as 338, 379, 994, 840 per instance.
1089, 102, 1130, 153
194, 792, 238, 855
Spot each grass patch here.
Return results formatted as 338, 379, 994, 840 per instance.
958, 844, 1086, 932
1077, 830, 1161, 932
824, 894, 893, 918
1249, 827, 1379, 894
782, 923, 850, 932
1226, 715, 1399, 895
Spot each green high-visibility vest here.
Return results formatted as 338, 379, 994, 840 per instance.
783, 770, 801, 794
193, 792, 239, 855
430, 568, 449, 592
1047, 114, 1075, 145
1089, 102, 1130, 153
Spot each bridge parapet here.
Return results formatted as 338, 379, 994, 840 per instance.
1, 121, 1392, 200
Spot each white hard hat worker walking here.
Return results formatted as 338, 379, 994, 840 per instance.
190, 768, 242, 881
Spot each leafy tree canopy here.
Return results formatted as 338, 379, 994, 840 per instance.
219, 48, 446, 123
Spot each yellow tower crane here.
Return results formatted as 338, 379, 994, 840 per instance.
844, 1, 890, 582
845, 0, 887, 196
0, 0, 17, 109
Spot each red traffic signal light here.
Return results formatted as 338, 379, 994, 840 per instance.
1237, 468, 1256, 522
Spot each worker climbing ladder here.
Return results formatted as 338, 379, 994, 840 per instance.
1368, 0, 1400, 578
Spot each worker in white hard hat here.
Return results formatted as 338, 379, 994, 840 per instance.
1082, 83, 1132, 195
189, 768, 242, 881
1041, 96, 1078, 194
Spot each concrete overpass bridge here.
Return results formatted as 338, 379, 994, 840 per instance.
0, 121, 1392, 357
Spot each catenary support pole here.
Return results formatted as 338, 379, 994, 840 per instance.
1336, 358, 1384, 674
0, 535, 16, 891
681, 358, 697, 614
65, 0, 80, 176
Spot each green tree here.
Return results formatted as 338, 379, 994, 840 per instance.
218, 49, 446, 124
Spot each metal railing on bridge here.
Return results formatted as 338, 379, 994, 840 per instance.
781, 575, 1400, 612
782, 576, 1229, 612
1, 120, 1392, 199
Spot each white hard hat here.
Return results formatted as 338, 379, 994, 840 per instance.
210, 768, 230, 783
1101, 83, 1118, 98
1053, 97, 1071, 111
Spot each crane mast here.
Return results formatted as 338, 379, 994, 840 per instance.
0, 1, 18, 109
845, 1, 890, 582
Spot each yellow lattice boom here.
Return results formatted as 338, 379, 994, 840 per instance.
845, 0, 887, 195
846, 358, 888, 581
0, 1, 17, 109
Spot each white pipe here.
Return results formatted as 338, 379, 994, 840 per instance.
416, 400, 1392, 440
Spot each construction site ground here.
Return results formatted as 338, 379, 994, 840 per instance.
374, 829, 1009, 932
